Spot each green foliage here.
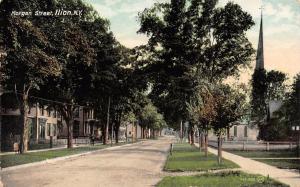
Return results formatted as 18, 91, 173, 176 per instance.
187, 82, 246, 136
251, 69, 268, 121
251, 69, 287, 122
251, 69, 287, 140
262, 73, 300, 141
139, 102, 166, 131
284, 74, 300, 126
266, 70, 287, 101
138, 0, 255, 128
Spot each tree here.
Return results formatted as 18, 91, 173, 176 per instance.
38, 0, 96, 148
212, 85, 246, 164
138, 0, 255, 133
80, 17, 119, 145
0, 0, 61, 153
266, 70, 287, 101
267, 74, 300, 141
187, 79, 219, 157
90, 42, 149, 144
251, 69, 287, 140
251, 69, 267, 122
139, 102, 166, 139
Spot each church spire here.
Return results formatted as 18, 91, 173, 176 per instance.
256, 9, 264, 70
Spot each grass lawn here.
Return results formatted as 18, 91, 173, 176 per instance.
228, 150, 299, 170
253, 159, 300, 170
28, 143, 59, 150
164, 143, 239, 172
1, 142, 129, 168
157, 171, 288, 187
228, 150, 297, 158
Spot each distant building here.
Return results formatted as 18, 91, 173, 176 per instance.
0, 103, 99, 151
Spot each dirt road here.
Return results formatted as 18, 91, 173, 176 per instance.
2, 137, 173, 187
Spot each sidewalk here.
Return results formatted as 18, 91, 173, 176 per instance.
195, 144, 300, 187
0, 141, 128, 156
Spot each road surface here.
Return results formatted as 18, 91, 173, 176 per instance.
2, 137, 173, 187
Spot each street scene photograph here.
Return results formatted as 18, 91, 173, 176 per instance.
0, 0, 300, 186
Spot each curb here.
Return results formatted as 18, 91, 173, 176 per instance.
1, 141, 142, 172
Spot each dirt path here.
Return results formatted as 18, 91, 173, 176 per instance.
205, 145, 300, 187
2, 137, 173, 187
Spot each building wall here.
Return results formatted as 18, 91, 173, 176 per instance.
1, 103, 96, 144
208, 124, 259, 141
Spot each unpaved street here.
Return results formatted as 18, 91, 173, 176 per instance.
2, 137, 173, 187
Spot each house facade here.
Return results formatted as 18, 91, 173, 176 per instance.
0, 103, 99, 151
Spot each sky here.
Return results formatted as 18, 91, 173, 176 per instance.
85, 0, 300, 83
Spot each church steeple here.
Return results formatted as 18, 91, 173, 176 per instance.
256, 10, 264, 70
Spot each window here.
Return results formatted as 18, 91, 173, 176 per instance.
74, 107, 80, 118
53, 110, 57, 118
234, 126, 238, 137
73, 121, 80, 137
47, 123, 51, 136
39, 122, 45, 139
57, 121, 63, 134
47, 108, 51, 117
40, 106, 44, 116
28, 118, 35, 139
52, 124, 57, 136
84, 122, 89, 135
244, 126, 248, 137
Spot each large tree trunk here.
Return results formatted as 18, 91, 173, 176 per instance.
66, 118, 73, 148
63, 105, 74, 149
115, 122, 120, 144
141, 127, 144, 139
103, 124, 107, 145
19, 93, 29, 153
152, 129, 155, 139
190, 128, 194, 145
217, 135, 223, 165
227, 127, 230, 140
198, 130, 201, 152
114, 112, 121, 144
201, 133, 204, 148
115, 128, 119, 144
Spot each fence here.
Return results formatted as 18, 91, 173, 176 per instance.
208, 140, 298, 151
